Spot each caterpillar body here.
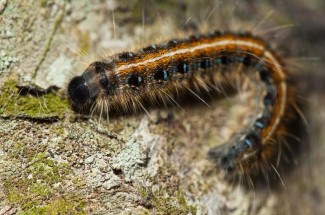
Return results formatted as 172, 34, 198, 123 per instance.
67, 30, 292, 176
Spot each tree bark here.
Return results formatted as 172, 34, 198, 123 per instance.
0, 0, 324, 214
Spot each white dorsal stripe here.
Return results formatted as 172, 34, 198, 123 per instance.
117, 38, 287, 145
118, 39, 263, 71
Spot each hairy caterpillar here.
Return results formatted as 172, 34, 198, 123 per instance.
67, 30, 293, 177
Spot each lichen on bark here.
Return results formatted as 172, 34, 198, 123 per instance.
0, 0, 324, 214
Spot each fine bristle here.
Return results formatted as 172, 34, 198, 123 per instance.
67, 30, 297, 181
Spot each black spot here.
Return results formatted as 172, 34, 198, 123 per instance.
237, 31, 252, 37
177, 61, 191, 74
201, 58, 212, 69
218, 51, 232, 65
67, 76, 91, 112
127, 73, 144, 87
221, 55, 230, 64
167, 39, 179, 47
220, 156, 229, 166
143, 44, 158, 52
211, 30, 222, 37
93, 62, 107, 74
220, 156, 236, 172
187, 34, 200, 42
154, 68, 170, 81
259, 69, 271, 83
243, 55, 252, 66
118, 52, 136, 60
98, 72, 108, 88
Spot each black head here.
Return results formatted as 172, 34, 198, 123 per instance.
67, 76, 94, 114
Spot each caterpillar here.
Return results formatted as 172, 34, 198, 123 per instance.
67, 30, 294, 177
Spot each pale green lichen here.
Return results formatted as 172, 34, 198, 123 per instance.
0, 51, 17, 70
3, 149, 86, 214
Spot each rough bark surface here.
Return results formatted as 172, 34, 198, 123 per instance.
0, 0, 324, 214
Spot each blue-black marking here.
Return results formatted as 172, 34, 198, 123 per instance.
126, 73, 144, 87
254, 117, 269, 129
264, 92, 274, 105
154, 68, 170, 81
220, 52, 231, 65
259, 68, 271, 83
93, 62, 106, 73
167, 39, 179, 48
243, 56, 253, 66
236, 31, 252, 37
194, 60, 202, 70
143, 44, 159, 52
210, 30, 223, 37
215, 58, 222, 64
243, 133, 260, 149
118, 52, 136, 61
177, 61, 191, 74
187, 34, 200, 42
201, 58, 212, 69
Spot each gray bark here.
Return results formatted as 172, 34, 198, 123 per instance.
0, 0, 324, 214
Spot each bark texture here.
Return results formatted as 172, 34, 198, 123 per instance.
0, 0, 324, 214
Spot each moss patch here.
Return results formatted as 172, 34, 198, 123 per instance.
0, 79, 69, 118
3, 151, 86, 214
